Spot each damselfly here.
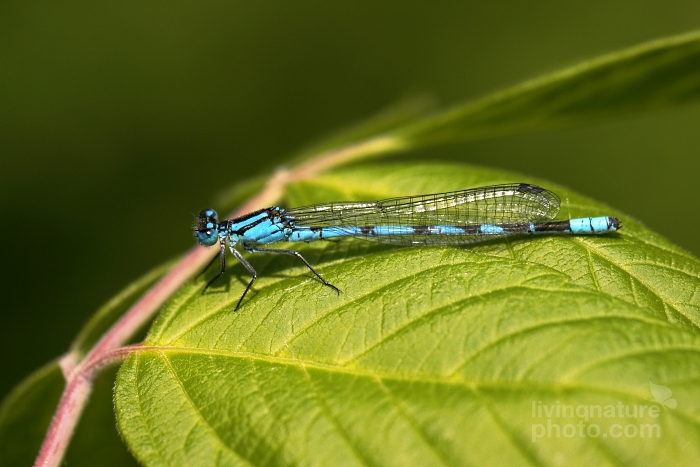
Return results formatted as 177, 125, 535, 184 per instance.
194, 183, 621, 309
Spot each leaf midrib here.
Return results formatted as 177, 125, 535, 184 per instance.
130, 340, 699, 394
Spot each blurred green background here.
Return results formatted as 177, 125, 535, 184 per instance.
1, 1, 699, 401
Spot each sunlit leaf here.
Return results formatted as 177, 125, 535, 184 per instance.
115, 162, 700, 467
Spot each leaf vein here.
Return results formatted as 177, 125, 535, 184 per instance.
157, 351, 255, 466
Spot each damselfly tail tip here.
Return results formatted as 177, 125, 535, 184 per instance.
609, 217, 622, 231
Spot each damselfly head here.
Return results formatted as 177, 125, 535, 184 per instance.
194, 209, 220, 246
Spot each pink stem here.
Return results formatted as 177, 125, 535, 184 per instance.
35, 345, 161, 467
34, 373, 91, 467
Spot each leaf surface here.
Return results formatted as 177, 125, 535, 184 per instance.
116, 163, 700, 467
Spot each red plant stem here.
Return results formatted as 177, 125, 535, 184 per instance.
34, 139, 399, 467
34, 373, 91, 467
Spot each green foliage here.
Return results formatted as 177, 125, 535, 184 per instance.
115, 163, 700, 466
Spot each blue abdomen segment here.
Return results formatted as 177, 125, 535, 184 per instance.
567, 216, 620, 234
288, 228, 329, 242
479, 224, 505, 235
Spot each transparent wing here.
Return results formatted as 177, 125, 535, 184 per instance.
284, 183, 560, 245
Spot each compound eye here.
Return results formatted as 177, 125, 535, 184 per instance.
194, 209, 220, 246
196, 229, 218, 246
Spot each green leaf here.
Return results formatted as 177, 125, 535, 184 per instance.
390, 31, 700, 148
115, 162, 700, 467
